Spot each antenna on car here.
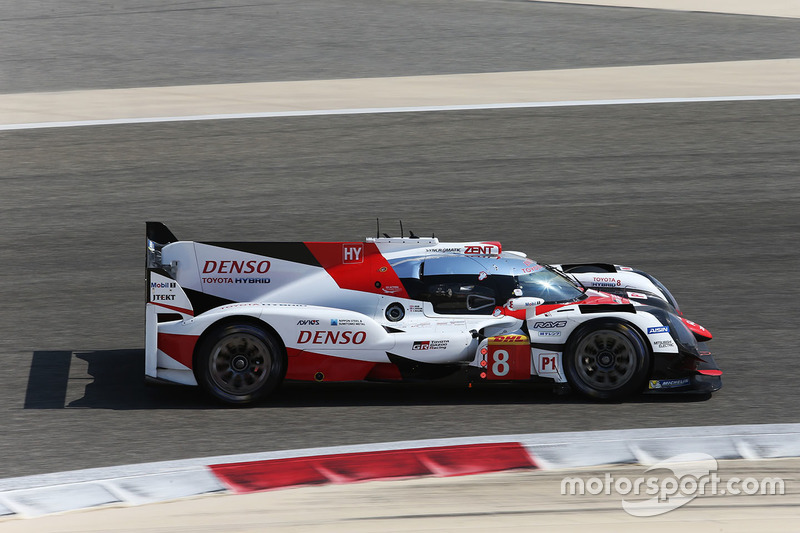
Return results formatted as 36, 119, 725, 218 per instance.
409, 230, 418, 238
376, 218, 380, 239
399, 220, 404, 238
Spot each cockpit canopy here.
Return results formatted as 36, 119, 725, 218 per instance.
391, 254, 585, 315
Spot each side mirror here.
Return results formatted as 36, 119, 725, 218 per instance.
506, 297, 544, 312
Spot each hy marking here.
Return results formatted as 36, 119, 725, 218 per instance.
3, 94, 800, 131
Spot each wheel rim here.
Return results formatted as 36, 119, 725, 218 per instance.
207, 333, 272, 397
573, 329, 638, 391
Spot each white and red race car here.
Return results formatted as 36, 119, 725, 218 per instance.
145, 222, 721, 404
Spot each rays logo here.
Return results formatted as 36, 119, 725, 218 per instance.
533, 321, 567, 328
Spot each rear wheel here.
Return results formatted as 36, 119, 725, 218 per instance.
564, 320, 650, 400
195, 323, 285, 405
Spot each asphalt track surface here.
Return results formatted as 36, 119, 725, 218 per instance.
1, 1, 799, 480
4, 0, 800, 93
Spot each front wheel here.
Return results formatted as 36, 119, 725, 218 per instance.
563, 320, 650, 400
194, 323, 285, 405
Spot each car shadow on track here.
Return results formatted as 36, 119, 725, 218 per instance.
23, 349, 711, 409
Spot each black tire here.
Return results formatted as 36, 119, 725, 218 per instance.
194, 323, 285, 405
563, 319, 650, 400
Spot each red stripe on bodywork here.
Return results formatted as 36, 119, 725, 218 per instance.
157, 333, 199, 369
304, 242, 409, 298
536, 293, 629, 315
209, 442, 536, 493
682, 318, 713, 340
365, 362, 403, 381
285, 348, 377, 381
151, 302, 194, 316
697, 369, 722, 376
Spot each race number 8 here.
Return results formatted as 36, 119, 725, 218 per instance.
491, 349, 510, 376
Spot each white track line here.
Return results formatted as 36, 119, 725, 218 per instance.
2, 94, 799, 132
3, 59, 799, 131
532, 0, 800, 19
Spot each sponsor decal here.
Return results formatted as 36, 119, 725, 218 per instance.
330, 318, 365, 326
297, 320, 320, 326
537, 331, 562, 337
412, 340, 449, 350
202, 260, 271, 274
342, 244, 364, 264
202, 277, 271, 284
590, 276, 622, 288
297, 330, 367, 345
219, 302, 262, 310
520, 265, 545, 274
489, 334, 529, 345
627, 292, 647, 299
151, 294, 176, 301
533, 321, 567, 328
648, 326, 670, 334
381, 285, 403, 295
408, 304, 423, 313
539, 353, 559, 373
464, 244, 500, 255
648, 378, 690, 389
654, 340, 676, 349
150, 281, 176, 289
426, 247, 461, 253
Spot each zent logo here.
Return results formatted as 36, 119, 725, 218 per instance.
464, 245, 499, 255
342, 244, 364, 264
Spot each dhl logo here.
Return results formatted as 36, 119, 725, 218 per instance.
489, 334, 529, 345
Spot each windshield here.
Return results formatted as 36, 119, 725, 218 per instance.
516, 267, 585, 303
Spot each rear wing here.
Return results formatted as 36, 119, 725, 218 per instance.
145, 222, 195, 380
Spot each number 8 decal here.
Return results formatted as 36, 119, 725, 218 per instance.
492, 349, 510, 377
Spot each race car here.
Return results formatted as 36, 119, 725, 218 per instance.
145, 222, 722, 404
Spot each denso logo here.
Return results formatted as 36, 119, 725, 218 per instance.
464, 245, 499, 255
202, 260, 271, 274
297, 330, 366, 345
533, 321, 567, 328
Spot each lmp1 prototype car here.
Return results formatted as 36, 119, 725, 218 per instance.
145, 222, 721, 404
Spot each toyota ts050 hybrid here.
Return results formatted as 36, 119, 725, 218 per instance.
145, 222, 721, 404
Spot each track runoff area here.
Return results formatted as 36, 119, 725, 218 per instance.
2, 1, 799, 531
